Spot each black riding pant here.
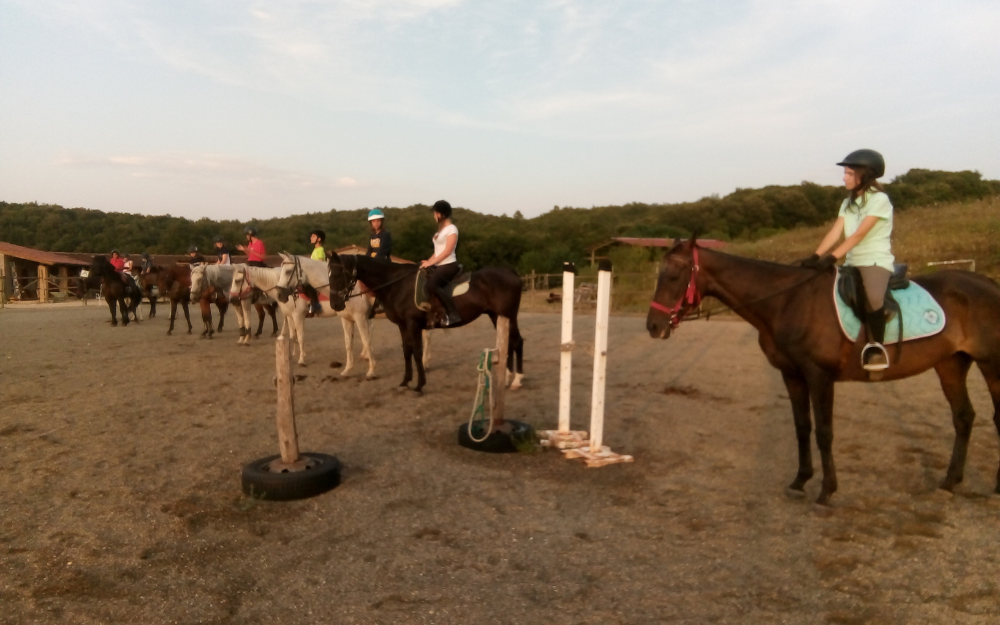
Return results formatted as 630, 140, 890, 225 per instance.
427, 263, 461, 300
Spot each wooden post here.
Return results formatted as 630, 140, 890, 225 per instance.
589, 260, 612, 452
0, 253, 6, 309
38, 265, 49, 304
275, 336, 300, 463
58, 267, 68, 299
492, 316, 509, 426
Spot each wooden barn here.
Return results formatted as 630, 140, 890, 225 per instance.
0, 242, 90, 306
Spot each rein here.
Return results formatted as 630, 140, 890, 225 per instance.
333, 256, 419, 301
650, 246, 829, 327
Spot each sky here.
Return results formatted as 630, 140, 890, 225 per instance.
1, 0, 998, 221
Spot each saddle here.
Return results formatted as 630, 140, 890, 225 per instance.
414, 265, 471, 312
836, 264, 908, 347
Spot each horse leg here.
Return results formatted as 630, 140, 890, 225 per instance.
397, 324, 414, 390
293, 306, 306, 365
411, 322, 427, 393
341, 317, 356, 376
781, 370, 814, 497
200, 298, 212, 339
936, 353, 976, 492
358, 315, 377, 380
808, 372, 837, 505
254, 304, 265, 338
270, 303, 279, 337
217, 300, 227, 332
167, 299, 177, 334
976, 361, 1000, 494
181, 300, 192, 334
237, 301, 251, 345
107, 297, 118, 326
507, 317, 524, 390
421, 329, 431, 371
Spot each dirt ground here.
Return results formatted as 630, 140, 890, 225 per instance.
1, 301, 999, 624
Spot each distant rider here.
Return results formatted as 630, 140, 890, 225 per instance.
187, 245, 205, 266
366, 208, 393, 261
797, 149, 894, 372
306, 230, 327, 316
420, 200, 462, 327
213, 236, 232, 265
237, 227, 267, 267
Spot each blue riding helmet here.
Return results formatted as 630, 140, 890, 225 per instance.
368, 208, 385, 221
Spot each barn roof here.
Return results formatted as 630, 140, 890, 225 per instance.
0, 241, 90, 266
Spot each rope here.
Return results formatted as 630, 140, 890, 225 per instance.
693, 268, 829, 321
467, 348, 497, 443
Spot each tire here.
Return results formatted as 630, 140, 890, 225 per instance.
457, 420, 534, 454
241, 452, 341, 501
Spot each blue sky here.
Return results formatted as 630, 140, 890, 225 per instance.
1, 0, 998, 220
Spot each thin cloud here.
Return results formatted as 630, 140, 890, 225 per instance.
57, 152, 361, 190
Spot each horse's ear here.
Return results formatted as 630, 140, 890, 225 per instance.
689, 230, 700, 248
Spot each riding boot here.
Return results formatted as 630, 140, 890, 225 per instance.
437, 292, 462, 327
862, 307, 889, 371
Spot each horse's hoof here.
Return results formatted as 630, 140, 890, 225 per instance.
366, 374, 377, 381
167, 331, 172, 335
784, 486, 806, 499
187, 330, 192, 334
395, 385, 408, 393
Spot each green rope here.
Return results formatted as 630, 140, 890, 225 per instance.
467, 348, 496, 443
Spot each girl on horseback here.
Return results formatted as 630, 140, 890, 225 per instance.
420, 200, 461, 326
801, 149, 894, 371
109, 250, 125, 272
237, 227, 267, 267
306, 229, 327, 315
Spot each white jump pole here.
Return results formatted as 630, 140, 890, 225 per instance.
564, 259, 633, 467
538, 263, 589, 449
558, 263, 575, 433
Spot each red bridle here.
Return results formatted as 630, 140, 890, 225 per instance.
649, 246, 701, 329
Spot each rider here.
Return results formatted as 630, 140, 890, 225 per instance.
366, 208, 393, 261
213, 236, 232, 265
187, 245, 205, 266
799, 149, 894, 372
237, 226, 267, 267
305, 230, 327, 316
109, 249, 125, 272
140, 252, 154, 274
420, 200, 462, 327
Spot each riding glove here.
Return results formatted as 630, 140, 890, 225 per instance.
815, 254, 838, 270
795, 254, 820, 268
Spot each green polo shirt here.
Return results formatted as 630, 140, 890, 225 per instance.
838, 190, 895, 271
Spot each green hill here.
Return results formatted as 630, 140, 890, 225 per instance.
2, 169, 997, 274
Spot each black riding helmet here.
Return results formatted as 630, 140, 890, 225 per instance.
837, 149, 885, 178
310, 229, 326, 243
244, 226, 258, 237
432, 200, 452, 219
213, 235, 225, 244
188, 245, 199, 254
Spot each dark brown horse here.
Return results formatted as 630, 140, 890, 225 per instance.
78, 256, 142, 326
137, 269, 160, 318
647, 238, 1000, 505
325, 254, 524, 394
149, 265, 194, 335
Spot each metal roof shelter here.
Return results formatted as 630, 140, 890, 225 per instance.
0, 242, 90, 307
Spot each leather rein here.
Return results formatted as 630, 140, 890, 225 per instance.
649, 247, 702, 329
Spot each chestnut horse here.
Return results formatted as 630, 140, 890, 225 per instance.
327, 253, 524, 394
79, 256, 142, 326
647, 239, 1000, 505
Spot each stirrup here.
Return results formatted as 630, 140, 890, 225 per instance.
861, 342, 889, 371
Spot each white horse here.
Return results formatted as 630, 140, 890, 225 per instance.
192, 264, 279, 345
274, 253, 433, 377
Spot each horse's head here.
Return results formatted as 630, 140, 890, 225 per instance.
326, 253, 353, 312
647, 238, 701, 339
230, 265, 251, 301
190, 264, 207, 299
90, 255, 113, 277
274, 252, 301, 303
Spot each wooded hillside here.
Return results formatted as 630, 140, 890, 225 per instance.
1, 169, 996, 274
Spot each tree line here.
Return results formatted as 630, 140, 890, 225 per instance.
1, 169, 996, 275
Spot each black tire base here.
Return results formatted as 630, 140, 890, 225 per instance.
241, 452, 341, 501
457, 420, 533, 454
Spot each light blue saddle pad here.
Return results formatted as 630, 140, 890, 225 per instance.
833, 268, 946, 344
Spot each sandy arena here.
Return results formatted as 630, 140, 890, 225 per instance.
1, 302, 998, 624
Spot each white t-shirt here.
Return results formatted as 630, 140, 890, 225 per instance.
432, 224, 459, 265
838, 190, 894, 271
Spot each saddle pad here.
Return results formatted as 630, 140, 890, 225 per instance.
833, 268, 946, 344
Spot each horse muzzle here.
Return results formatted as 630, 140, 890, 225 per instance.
646, 312, 672, 340
275, 287, 290, 303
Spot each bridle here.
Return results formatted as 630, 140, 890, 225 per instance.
328, 255, 359, 305
231, 267, 254, 299
649, 246, 702, 329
